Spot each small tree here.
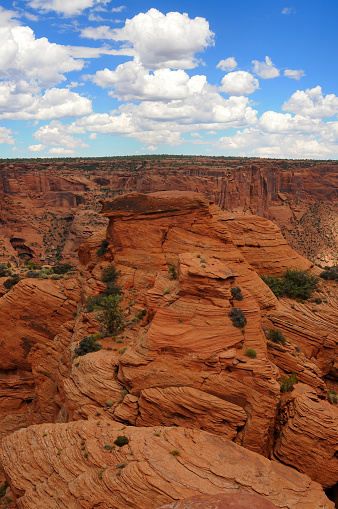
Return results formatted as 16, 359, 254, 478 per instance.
95, 294, 124, 334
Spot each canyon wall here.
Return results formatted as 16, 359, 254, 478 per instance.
0, 157, 337, 266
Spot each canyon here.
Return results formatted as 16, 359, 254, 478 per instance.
0, 158, 337, 508
0, 156, 337, 267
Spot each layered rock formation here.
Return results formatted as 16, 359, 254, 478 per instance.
0, 421, 333, 509
0, 190, 337, 508
0, 157, 337, 266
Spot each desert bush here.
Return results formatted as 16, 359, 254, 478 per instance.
52, 263, 73, 274
102, 281, 122, 297
114, 436, 129, 447
26, 270, 39, 278
327, 389, 338, 404
101, 264, 120, 284
320, 266, 338, 281
85, 294, 104, 312
279, 373, 298, 393
97, 239, 109, 256
261, 269, 318, 300
0, 264, 11, 278
74, 335, 102, 356
51, 274, 63, 280
3, 274, 20, 289
229, 308, 247, 328
134, 309, 147, 321
168, 264, 177, 280
25, 261, 41, 270
244, 348, 257, 358
267, 328, 286, 345
231, 286, 244, 301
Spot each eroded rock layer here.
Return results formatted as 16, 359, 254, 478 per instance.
0, 190, 337, 509
0, 421, 333, 509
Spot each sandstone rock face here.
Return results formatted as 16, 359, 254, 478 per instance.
0, 421, 333, 509
274, 384, 338, 488
0, 277, 81, 437
0, 189, 337, 508
157, 493, 279, 509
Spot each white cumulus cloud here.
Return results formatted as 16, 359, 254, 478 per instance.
27, 0, 110, 16
81, 9, 214, 69
216, 57, 237, 71
0, 126, 15, 144
34, 120, 90, 148
48, 147, 76, 155
92, 61, 207, 101
0, 84, 92, 120
252, 56, 280, 79
28, 144, 46, 151
0, 25, 84, 86
284, 69, 305, 80
220, 71, 259, 96
259, 111, 322, 133
281, 7, 295, 14
282, 86, 338, 118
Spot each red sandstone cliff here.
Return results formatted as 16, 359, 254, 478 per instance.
0, 190, 336, 508
0, 157, 337, 266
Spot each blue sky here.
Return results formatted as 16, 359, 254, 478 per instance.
0, 0, 338, 159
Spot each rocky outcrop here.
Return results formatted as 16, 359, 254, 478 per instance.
0, 421, 333, 509
274, 384, 338, 488
0, 277, 81, 437
0, 189, 337, 508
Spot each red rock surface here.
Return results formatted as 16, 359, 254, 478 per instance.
157, 493, 279, 508
0, 421, 333, 509
0, 189, 337, 508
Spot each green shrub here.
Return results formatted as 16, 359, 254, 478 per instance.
106, 400, 114, 407
231, 286, 244, 301
51, 274, 63, 280
168, 264, 177, 280
320, 266, 338, 281
309, 297, 322, 304
261, 269, 318, 300
96, 294, 124, 334
52, 263, 73, 274
101, 264, 120, 284
114, 436, 129, 447
26, 270, 39, 278
229, 308, 247, 328
280, 373, 298, 393
244, 348, 257, 359
170, 449, 180, 456
25, 261, 41, 270
328, 389, 338, 404
74, 335, 102, 357
97, 239, 109, 256
120, 389, 128, 402
3, 274, 20, 289
0, 264, 11, 278
85, 294, 104, 312
134, 309, 147, 321
267, 328, 286, 346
